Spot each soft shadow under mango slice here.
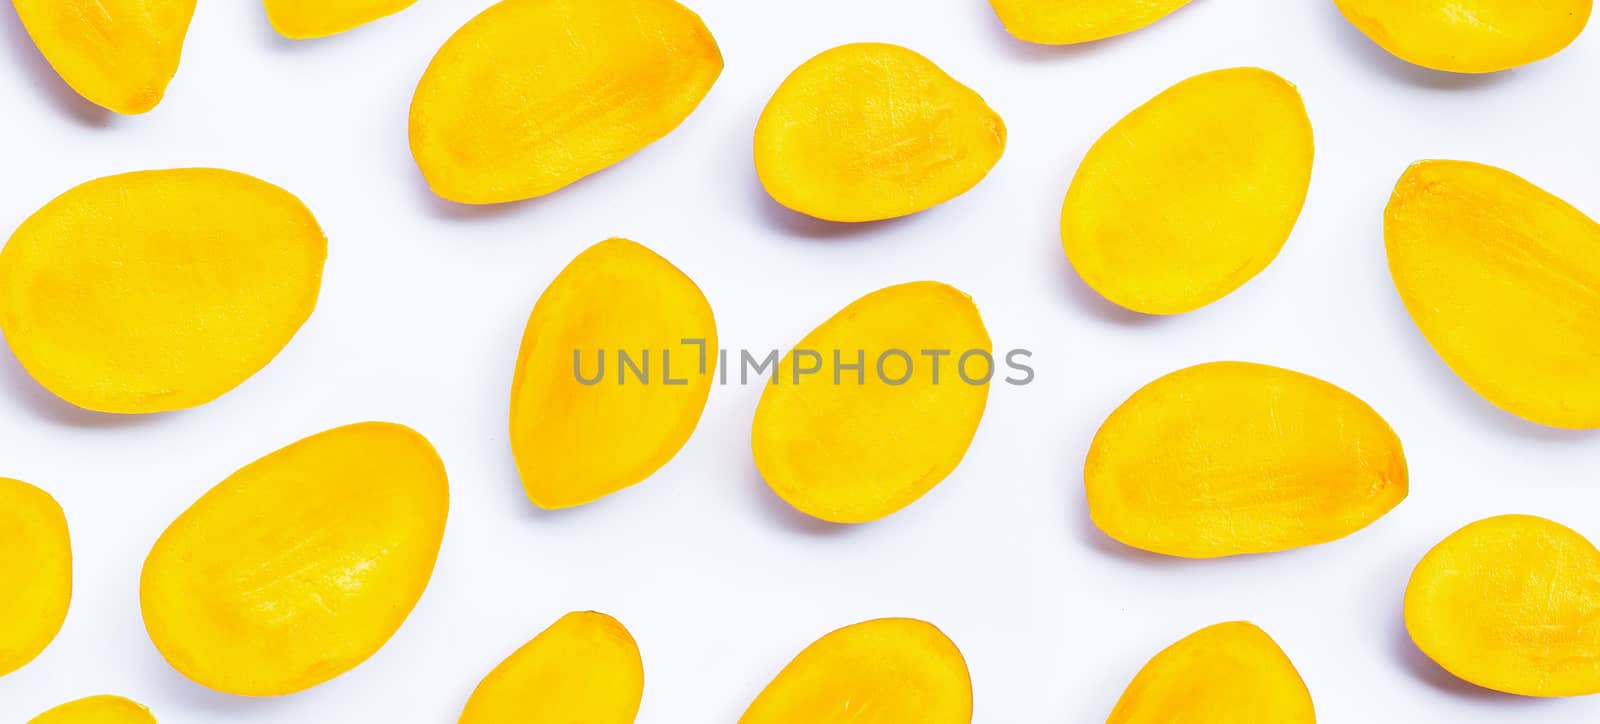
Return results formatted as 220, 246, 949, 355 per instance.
13, 0, 194, 114
1108, 622, 1315, 723
754, 43, 1005, 223
0, 478, 70, 679
989, 0, 1194, 44
1086, 362, 1407, 558
27, 695, 155, 724
1405, 515, 1600, 697
459, 612, 643, 724
410, 0, 722, 204
140, 422, 448, 696
1062, 67, 1313, 315
1335, 0, 1592, 73
265, 0, 418, 38
1386, 160, 1600, 429
741, 618, 972, 724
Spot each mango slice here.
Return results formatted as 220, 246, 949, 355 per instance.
0, 478, 70, 679
1086, 362, 1407, 558
1405, 515, 1600, 697
13, 0, 195, 114
510, 239, 716, 509
1062, 68, 1313, 315
27, 695, 155, 724
1107, 622, 1315, 723
1386, 160, 1600, 429
741, 618, 972, 723
752, 282, 991, 524
989, 0, 1195, 45
459, 612, 643, 724
409, 0, 722, 204
140, 422, 448, 696
1335, 0, 1592, 73
265, 0, 418, 39
754, 43, 1005, 223
0, 169, 327, 415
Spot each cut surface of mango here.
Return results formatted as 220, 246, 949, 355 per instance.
0, 168, 327, 415
264, 0, 418, 38
13, 0, 195, 114
1107, 622, 1315, 723
140, 422, 449, 696
1335, 0, 1592, 73
0, 478, 71, 679
511, 238, 716, 509
1062, 67, 1313, 315
989, 0, 1194, 44
1386, 160, 1600, 429
741, 618, 972, 724
459, 612, 643, 724
27, 695, 155, 724
410, 0, 722, 204
754, 43, 1005, 223
1405, 515, 1600, 697
1086, 362, 1407, 558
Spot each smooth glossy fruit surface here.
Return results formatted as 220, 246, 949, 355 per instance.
0, 478, 70, 679
989, 0, 1194, 44
459, 612, 643, 724
27, 695, 155, 724
1335, 0, 1592, 73
1107, 622, 1315, 723
13, 0, 195, 113
265, 0, 418, 38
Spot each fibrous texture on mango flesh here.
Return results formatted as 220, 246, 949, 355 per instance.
409, 0, 722, 204
989, 0, 1194, 44
1062, 67, 1313, 315
13, 0, 195, 114
1107, 622, 1315, 723
1405, 515, 1600, 697
511, 238, 716, 510
0, 478, 70, 679
754, 43, 1005, 223
752, 282, 991, 524
741, 618, 972, 724
140, 422, 449, 696
1086, 362, 1407, 558
264, 0, 418, 39
27, 695, 156, 724
1386, 160, 1600, 429
0, 169, 327, 415
1335, 0, 1592, 73
459, 612, 643, 724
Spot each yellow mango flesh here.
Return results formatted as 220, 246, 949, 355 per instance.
1107, 622, 1315, 723
741, 618, 972, 724
1405, 515, 1600, 697
1086, 362, 1407, 558
1386, 160, 1600, 429
0, 478, 70, 679
1335, 0, 1592, 73
752, 282, 991, 524
510, 238, 716, 509
265, 0, 418, 39
27, 696, 155, 724
1062, 67, 1313, 315
13, 0, 194, 114
409, 0, 722, 204
0, 169, 326, 414
140, 422, 448, 696
459, 612, 643, 724
754, 43, 1006, 223
989, 0, 1195, 44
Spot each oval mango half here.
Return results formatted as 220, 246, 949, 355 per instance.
1062, 67, 1313, 315
1086, 362, 1407, 558
989, 0, 1194, 45
1335, 0, 1592, 73
755, 43, 1005, 223
13, 0, 195, 114
0, 478, 71, 679
459, 612, 643, 724
1386, 160, 1600, 429
27, 696, 155, 724
1108, 622, 1315, 723
140, 422, 449, 696
410, 0, 722, 204
265, 0, 418, 39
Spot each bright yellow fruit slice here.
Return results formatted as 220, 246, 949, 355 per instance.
27, 695, 155, 724
13, 0, 195, 114
0, 168, 327, 414
1386, 160, 1600, 429
0, 478, 70, 679
410, 0, 722, 204
989, 0, 1195, 44
754, 43, 1005, 223
510, 238, 716, 509
141, 422, 449, 696
1086, 362, 1407, 558
1108, 622, 1315, 723
741, 618, 972, 724
265, 0, 418, 39
459, 612, 643, 724
1335, 0, 1592, 73
1405, 515, 1600, 697
1062, 67, 1313, 315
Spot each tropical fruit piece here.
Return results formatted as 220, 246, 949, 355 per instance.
1107, 622, 1315, 723
459, 612, 643, 724
1405, 515, 1600, 697
0, 478, 71, 679
1062, 67, 1313, 315
1334, 0, 1592, 73
410, 0, 722, 204
12, 0, 195, 114
741, 618, 972, 724
1386, 160, 1600, 429
752, 282, 991, 524
26, 695, 155, 724
264, 0, 418, 38
754, 43, 1005, 223
988, 0, 1195, 44
1086, 362, 1407, 558
510, 238, 716, 509
141, 422, 449, 696
0, 169, 327, 415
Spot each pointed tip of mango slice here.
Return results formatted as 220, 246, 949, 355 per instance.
1109, 621, 1315, 723
0, 478, 71, 680
13, 0, 195, 114
988, 0, 1195, 45
1335, 0, 1593, 73
27, 695, 155, 724
264, 0, 420, 39
460, 611, 643, 724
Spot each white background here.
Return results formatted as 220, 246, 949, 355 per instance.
0, 0, 1597, 721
